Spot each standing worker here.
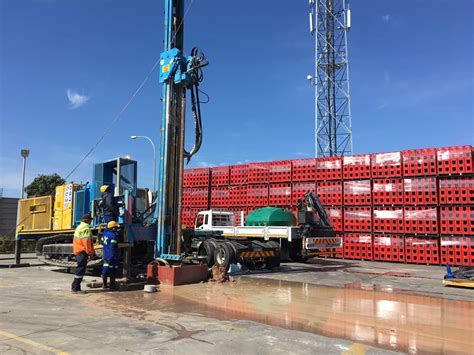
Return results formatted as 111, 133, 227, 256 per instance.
71, 213, 95, 294
101, 221, 120, 290
99, 185, 119, 223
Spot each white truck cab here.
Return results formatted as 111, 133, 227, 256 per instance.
194, 210, 244, 230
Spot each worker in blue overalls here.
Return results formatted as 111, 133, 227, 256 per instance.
101, 221, 120, 290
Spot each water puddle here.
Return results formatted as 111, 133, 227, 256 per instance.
93, 278, 473, 354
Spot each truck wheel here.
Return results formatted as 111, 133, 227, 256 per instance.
198, 240, 216, 267
214, 243, 235, 269
265, 256, 280, 270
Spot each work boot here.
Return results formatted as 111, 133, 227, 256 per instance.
109, 277, 118, 291
102, 275, 108, 290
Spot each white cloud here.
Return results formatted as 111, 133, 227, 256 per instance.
66, 89, 90, 109
382, 14, 391, 22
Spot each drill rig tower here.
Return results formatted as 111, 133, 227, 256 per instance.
309, 0, 353, 157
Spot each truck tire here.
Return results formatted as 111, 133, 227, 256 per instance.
214, 242, 235, 269
198, 240, 216, 267
266, 256, 281, 270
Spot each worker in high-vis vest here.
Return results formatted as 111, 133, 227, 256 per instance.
101, 220, 120, 290
71, 213, 95, 294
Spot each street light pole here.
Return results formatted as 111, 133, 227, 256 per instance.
131, 135, 157, 194
20, 149, 29, 199
15, 148, 29, 265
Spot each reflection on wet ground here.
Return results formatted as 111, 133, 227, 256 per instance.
94, 278, 473, 354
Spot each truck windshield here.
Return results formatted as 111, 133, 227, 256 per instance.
195, 215, 204, 228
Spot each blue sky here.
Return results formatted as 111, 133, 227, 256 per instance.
1, 0, 473, 197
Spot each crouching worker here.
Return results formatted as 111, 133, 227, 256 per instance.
71, 213, 95, 294
101, 221, 120, 290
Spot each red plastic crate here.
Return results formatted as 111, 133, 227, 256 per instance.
437, 145, 473, 175
371, 151, 402, 178
228, 185, 248, 206
402, 148, 437, 176
269, 160, 292, 183
343, 233, 373, 260
211, 166, 230, 186
403, 177, 438, 205
373, 207, 404, 233
404, 206, 438, 235
372, 178, 403, 205
315, 157, 342, 181
248, 162, 270, 184
183, 168, 210, 187
440, 236, 474, 266
247, 184, 269, 206
343, 155, 371, 180
343, 207, 372, 232
326, 206, 343, 231
210, 186, 230, 207
292, 158, 316, 181
230, 164, 248, 185
373, 234, 405, 262
439, 175, 474, 205
440, 206, 474, 235
182, 187, 209, 207
343, 180, 371, 205
291, 182, 317, 205
405, 236, 440, 265
317, 181, 343, 205
269, 183, 291, 206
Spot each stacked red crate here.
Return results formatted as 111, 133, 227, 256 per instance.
269, 183, 291, 206
343, 233, 372, 260
317, 181, 342, 205
440, 236, 474, 266
183, 168, 210, 187
405, 236, 440, 265
344, 180, 371, 205
181, 207, 202, 228
437, 145, 473, 175
404, 206, 438, 235
248, 162, 270, 184
403, 177, 437, 205
343, 207, 372, 232
248, 184, 269, 206
373, 234, 405, 262
292, 158, 316, 181
440, 206, 474, 236
439, 176, 474, 205
269, 160, 292, 183
372, 152, 402, 178
316, 157, 342, 181
326, 206, 343, 231
182, 187, 209, 207
343, 155, 371, 179
373, 207, 404, 233
402, 148, 437, 176
230, 164, 248, 185
211, 166, 230, 186
372, 178, 403, 205
210, 186, 229, 207
228, 185, 247, 206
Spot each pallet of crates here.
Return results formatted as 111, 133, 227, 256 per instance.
402, 162, 441, 265
439, 170, 474, 266
372, 179, 405, 263
340, 155, 372, 260
246, 161, 270, 227
290, 158, 317, 222
314, 157, 344, 258
371, 151, 405, 262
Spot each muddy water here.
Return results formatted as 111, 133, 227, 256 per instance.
96, 278, 473, 354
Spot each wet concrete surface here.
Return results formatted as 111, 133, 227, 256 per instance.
88, 277, 474, 354
0, 256, 473, 354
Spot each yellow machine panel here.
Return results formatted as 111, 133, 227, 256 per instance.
18, 196, 53, 231
53, 184, 77, 230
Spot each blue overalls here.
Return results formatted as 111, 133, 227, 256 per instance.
101, 228, 119, 288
